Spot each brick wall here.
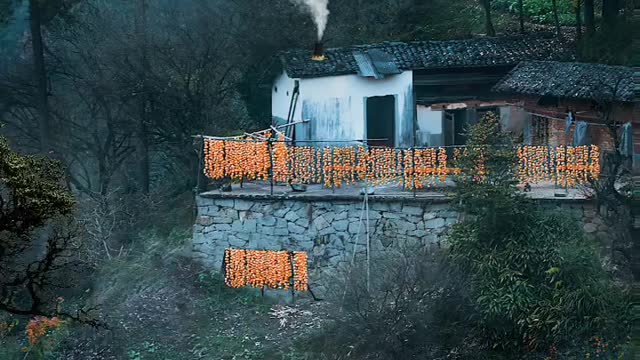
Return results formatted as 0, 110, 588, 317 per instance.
511, 96, 637, 154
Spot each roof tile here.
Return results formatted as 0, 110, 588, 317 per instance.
492, 61, 634, 102
281, 34, 575, 78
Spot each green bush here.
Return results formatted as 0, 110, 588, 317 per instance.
493, 0, 576, 25
295, 247, 478, 359
447, 113, 631, 356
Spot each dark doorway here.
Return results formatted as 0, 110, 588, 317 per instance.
366, 95, 395, 147
443, 109, 467, 146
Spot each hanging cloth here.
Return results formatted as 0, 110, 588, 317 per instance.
619, 122, 633, 157
572, 121, 588, 146
524, 113, 533, 145
565, 111, 574, 136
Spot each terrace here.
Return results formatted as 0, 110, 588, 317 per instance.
197, 136, 600, 202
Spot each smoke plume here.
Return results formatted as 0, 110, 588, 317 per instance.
290, 0, 330, 40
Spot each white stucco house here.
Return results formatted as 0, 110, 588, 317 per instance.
271, 34, 574, 148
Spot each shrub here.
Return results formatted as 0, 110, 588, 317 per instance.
493, 0, 575, 25
447, 113, 631, 356
298, 247, 478, 359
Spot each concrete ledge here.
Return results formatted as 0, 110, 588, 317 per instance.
198, 190, 593, 204
199, 191, 452, 204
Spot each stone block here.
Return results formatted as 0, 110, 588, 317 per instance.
220, 208, 239, 220
445, 218, 458, 226
348, 221, 362, 233
206, 230, 224, 241
214, 224, 232, 231
382, 212, 401, 219
261, 216, 277, 227
319, 227, 334, 236
439, 211, 458, 218
257, 225, 273, 234
295, 217, 310, 228
212, 216, 233, 224
196, 216, 213, 226
288, 223, 306, 234
402, 205, 423, 216
322, 212, 335, 223
245, 219, 258, 232
273, 207, 289, 217
334, 211, 348, 220
423, 234, 439, 243
274, 227, 289, 236
214, 199, 235, 208
425, 218, 445, 229
234, 199, 253, 211
228, 236, 247, 247
423, 212, 437, 220
202, 206, 220, 216
276, 218, 288, 229
285, 210, 300, 222
236, 232, 251, 241
333, 220, 349, 231
396, 220, 417, 234
370, 202, 390, 211
389, 203, 402, 211
312, 216, 331, 231
409, 230, 429, 238
196, 196, 215, 207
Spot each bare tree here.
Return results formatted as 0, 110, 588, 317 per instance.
28, 0, 51, 153
518, 0, 525, 33
584, 0, 595, 36
479, 0, 496, 36
588, 75, 635, 282
551, 0, 561, 37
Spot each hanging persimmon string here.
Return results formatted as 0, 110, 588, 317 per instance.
517, 145, 600, 185
203, 139, 600, 187
224, 249, 309, 291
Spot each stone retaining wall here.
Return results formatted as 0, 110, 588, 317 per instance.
192, 194, 606, 295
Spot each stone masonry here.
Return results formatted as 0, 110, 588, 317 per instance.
192, 192, 608, 295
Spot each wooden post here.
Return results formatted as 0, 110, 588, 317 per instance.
331, 147, 335, 193
268, 139, 274, 196
289, 251, 296, 304
412, 148, 417, 197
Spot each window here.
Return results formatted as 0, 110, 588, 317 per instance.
537, 96, 559, 107
531, 114, 550, 145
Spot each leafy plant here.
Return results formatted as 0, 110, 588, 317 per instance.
493, 0, 575, 25
447, 113, 631, 355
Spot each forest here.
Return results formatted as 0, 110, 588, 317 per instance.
0, 0, 638, 359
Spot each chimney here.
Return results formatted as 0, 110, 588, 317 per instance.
311, 41, 325, 61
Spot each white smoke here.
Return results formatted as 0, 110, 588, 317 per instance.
290, 0, 330, 40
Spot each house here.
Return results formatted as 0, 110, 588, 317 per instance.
272, 33, 574, 148
493, 61, 638, 167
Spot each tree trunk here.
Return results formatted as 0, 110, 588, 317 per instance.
136, 0, 150, 193
584, 0, 595, 36
602, 0, 620, 28
575, 0, 582, 41
518, 0, 525, 33
28, 0, 51, 154
481, 0, 496, 36
551, 0, 561, 37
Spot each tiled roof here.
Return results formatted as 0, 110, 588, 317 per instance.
492, 61, 635, 102
280, 34, 574, 78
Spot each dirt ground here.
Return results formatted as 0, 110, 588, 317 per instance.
57, 255, 333, 360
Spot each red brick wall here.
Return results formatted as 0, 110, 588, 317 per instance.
508, 96, 637, 153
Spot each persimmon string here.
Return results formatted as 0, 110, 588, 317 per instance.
203, 139, 601, 187
224, 249, 309, 291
